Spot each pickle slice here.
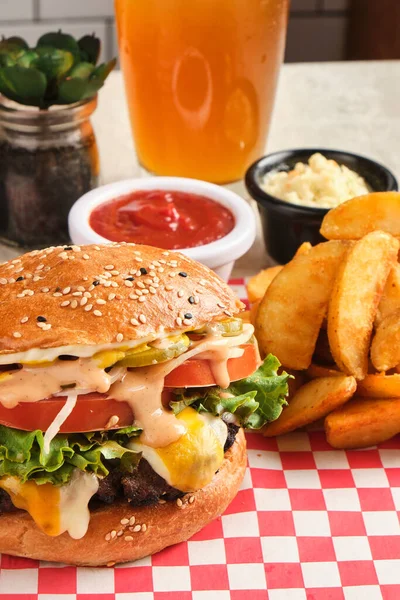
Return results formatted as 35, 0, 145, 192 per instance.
117, 334, 190, 368
193, 318, 243, 337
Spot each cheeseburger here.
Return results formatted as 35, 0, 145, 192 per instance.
0, 243, 289, 565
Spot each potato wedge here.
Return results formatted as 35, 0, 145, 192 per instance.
255, 240, 350, 370
247, 266, 283, 304
263, 375, 356, 437
294, 241, 312, 256
375, 263, 400, 327
306, 364, 342, 378
357, 373, 400, 398
249, 299, 260, 326
371, 309, 400, 371
320, 192, 400, 240
327, 231, 399, 379
325, 396, 400, 449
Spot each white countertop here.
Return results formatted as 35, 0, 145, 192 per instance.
2, 61, 400, 275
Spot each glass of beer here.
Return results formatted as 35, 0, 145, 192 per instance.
115, 0, 289, 184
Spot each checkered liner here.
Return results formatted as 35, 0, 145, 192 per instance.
1, 279, 399, 600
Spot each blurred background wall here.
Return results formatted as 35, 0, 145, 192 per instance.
0, 0, 398, 63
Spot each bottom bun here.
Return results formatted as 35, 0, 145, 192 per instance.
0, 428, 246, 566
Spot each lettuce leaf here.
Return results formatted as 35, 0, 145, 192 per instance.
170, 354, 291, 429
0, 425, 142, 486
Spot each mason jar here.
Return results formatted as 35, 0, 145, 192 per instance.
0, 96, 99, 248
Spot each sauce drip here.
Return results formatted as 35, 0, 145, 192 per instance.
89, 190, 235, 249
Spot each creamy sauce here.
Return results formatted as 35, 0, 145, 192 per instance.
0, 359, 112, 408
59, 470, 99, 539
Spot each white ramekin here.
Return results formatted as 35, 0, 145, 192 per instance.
68, 177, 256, 281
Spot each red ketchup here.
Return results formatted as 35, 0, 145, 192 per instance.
89, 190, 235, 249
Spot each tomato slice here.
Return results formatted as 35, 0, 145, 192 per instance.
0, 344, 259, 433
164, 343, 259, 388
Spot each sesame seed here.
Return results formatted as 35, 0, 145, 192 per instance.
0, 278, 7, 285
36, 264, 44, 271
71, 300, 79, 309
189, 495, 195, 504
169, 272, 177, 278
140, 267, 147, 275
83, 254, 90, 260
199, 279, 207, 285
96, 299, 106, 305
124, 280, 133, 287
84, 304, 93, 311
37, 322, 46, 329
111, 270, 119, 276
108, 293, 116, 300
77, 286, 85, 292
42, 323, 52, 330
105, 265, 114, 270
111, 281, 118, 288
136, 281, 145, 289
159, 259, 166, 264
16, 276, 24, 282
72, 291, 82, 297
84, 291, 91, 298
105, 533, 111, 541
117, 530, 123, 537
165, 285, 173, 291
139, 314, 146, 324
13, 332, 21, 338
217, 302, 226, 309
121, 518, 129, 526
92, 280, 100, 286
37, 316, 46, 322
133, 524, 141, 533
64, 246, 72, 251
184, 312, 193, 319
93, 310, 102, 317
20, 316, 28, 324
16, 293, 24, 298
176, 317, 182, 326
94, 245, 101, 250
138, 296, 146, 303
162, 251, 169, 256
124, 535, 134, 541
178, 290, 184, 298
194, 296, 200, 304
176, 498, 183, 507
110, 530, 117, 539
158, 498, 166, 504
60, 300, 70, 307
158, 267, 164, 273
129, 294, 138, 300
125, 276, 134, 282
104, 281, 111, 287
116, 333, 124, 342
141, 524, 147, 532
53, 292, 62, 297
41, 287, 49, 293
183, 318, 192, 326
129, 516, 136, 526
130, 318, 139, 326
79, 297, 87, 307
32, 276, 41, 282
149, 287, 156, 294
136, 290, 143, 296
188, 296, 195, 304
149, 270, 156, 277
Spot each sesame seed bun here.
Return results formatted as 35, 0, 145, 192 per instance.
0, 244, 244, 356
0, 428, 246, 566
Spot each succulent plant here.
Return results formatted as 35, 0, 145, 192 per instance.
0, 31, 116, 109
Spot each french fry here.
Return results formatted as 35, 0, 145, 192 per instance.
371, 309, 400, 371
247, 266, 283, 304
320, 192, 400, 240
306, 364, 342, 378
263, 375, 356, 437
327, 231, 399, 380
325, 396, 400, 449
255, 240, 350, 370
375, 264, 400, 327
357, 373, 400, 398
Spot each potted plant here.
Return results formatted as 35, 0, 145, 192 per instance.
0, 31, 116, 248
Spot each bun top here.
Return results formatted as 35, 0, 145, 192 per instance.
0, 243, 244, 356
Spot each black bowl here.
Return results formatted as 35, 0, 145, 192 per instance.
245, 148, 398, 264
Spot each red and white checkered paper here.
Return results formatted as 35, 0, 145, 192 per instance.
1, 279, 400, 600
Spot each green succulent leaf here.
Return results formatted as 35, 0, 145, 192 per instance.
16, 49, 39, 69
78, 34, 100, 64
57, 76, 103, 104
91, 58, 117, 83
1, 36, 29, 51
37, 30, 80, 64
68, 61, 95, 80
0, 65, 47, 107
33, 46, 74, 80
